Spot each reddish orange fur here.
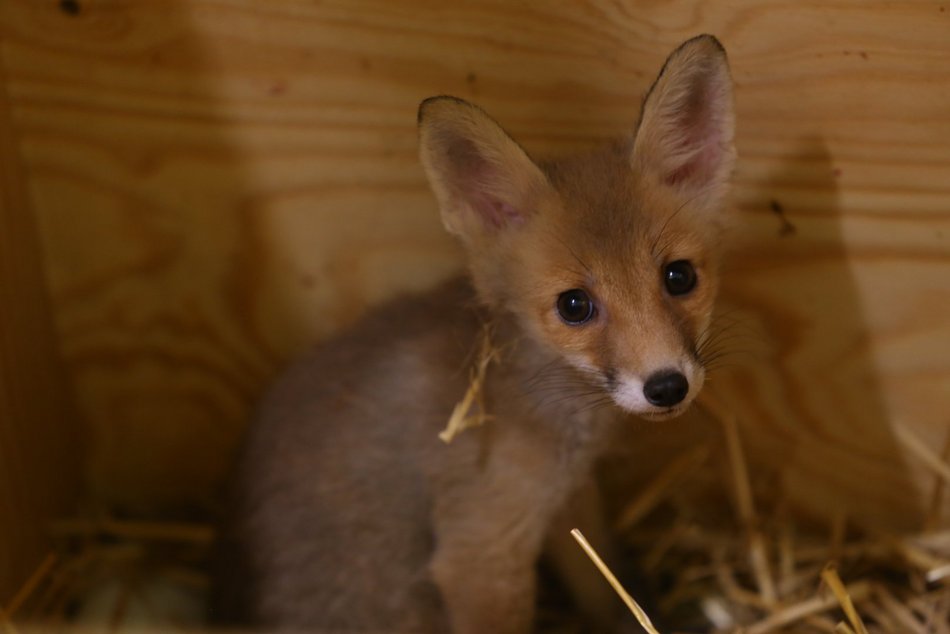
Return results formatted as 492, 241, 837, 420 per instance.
214, 35, 736, 634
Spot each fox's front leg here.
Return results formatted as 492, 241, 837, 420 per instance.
429, 431, 564, 634
430, 532, 539, 634
431, 496, 544, 634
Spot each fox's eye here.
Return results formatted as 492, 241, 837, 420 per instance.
664, 260, 697, 296
556, 289, 594, 324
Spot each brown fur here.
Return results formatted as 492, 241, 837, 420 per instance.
213, 35, 736, 633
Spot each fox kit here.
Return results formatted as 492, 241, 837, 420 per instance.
214, 35, 735, 633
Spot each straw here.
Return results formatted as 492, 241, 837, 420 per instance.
717, 408, 777, 605
926, 428, 950, 531
2, 553, 57, 619
440, 325, 498, 443
571, 528, 661, 634
820, 565, 869, 634
895, 423, 950, 484
744, 581, 872, 634
614, 445, 709, 532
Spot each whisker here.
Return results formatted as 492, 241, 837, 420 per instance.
693, 309, 764, 375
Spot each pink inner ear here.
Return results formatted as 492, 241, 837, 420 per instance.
468, 192, 523, 229
448, 137, 524, 230
663, 80, 727, 189
665, 137, 723, 187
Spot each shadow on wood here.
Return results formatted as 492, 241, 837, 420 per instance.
718, 137, 923, 531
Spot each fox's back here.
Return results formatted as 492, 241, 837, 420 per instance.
215, 278, 482, 630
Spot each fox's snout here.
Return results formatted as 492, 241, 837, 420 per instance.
609, 357, 705, 418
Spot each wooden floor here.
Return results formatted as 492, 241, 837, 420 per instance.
0, 1, 948, 530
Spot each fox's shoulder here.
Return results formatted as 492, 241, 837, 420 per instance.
257, 276, 484, 418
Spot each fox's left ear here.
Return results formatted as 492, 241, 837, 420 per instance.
632, 35, 735, 201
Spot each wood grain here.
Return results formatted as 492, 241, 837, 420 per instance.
0, 0, 947, 527
0, 47, 79, 600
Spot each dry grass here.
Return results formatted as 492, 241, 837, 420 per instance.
0, 516, 211, 632
439, 323, 499, 444
571, 528, 661, 634
605, 391, 950, 633
3, 387, 948, 633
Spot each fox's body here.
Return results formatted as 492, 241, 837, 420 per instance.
214, 35, 736, 633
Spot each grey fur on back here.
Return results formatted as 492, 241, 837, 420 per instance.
212, 277, 620, 632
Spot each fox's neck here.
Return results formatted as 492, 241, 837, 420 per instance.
481, 304, 622, 451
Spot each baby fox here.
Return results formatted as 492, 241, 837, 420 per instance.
214, 34, 735, 633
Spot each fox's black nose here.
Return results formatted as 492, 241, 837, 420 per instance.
643, 371, 689, 407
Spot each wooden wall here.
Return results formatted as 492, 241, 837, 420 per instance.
0, 52, 79, 599
0, 1, 948, 528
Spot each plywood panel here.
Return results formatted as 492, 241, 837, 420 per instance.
1, 0, 948, 526
0, 52, 79, 600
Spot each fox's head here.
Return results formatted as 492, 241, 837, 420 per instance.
418, 35, 735, 420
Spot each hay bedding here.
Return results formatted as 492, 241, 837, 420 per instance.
0, 517, 212, 632
597, 397, 950, 633
3, 388, 948, 633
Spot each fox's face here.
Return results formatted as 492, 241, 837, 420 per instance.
419, 35, 735, 419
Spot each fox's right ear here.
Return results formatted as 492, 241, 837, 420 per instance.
418, 97, 549, 245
